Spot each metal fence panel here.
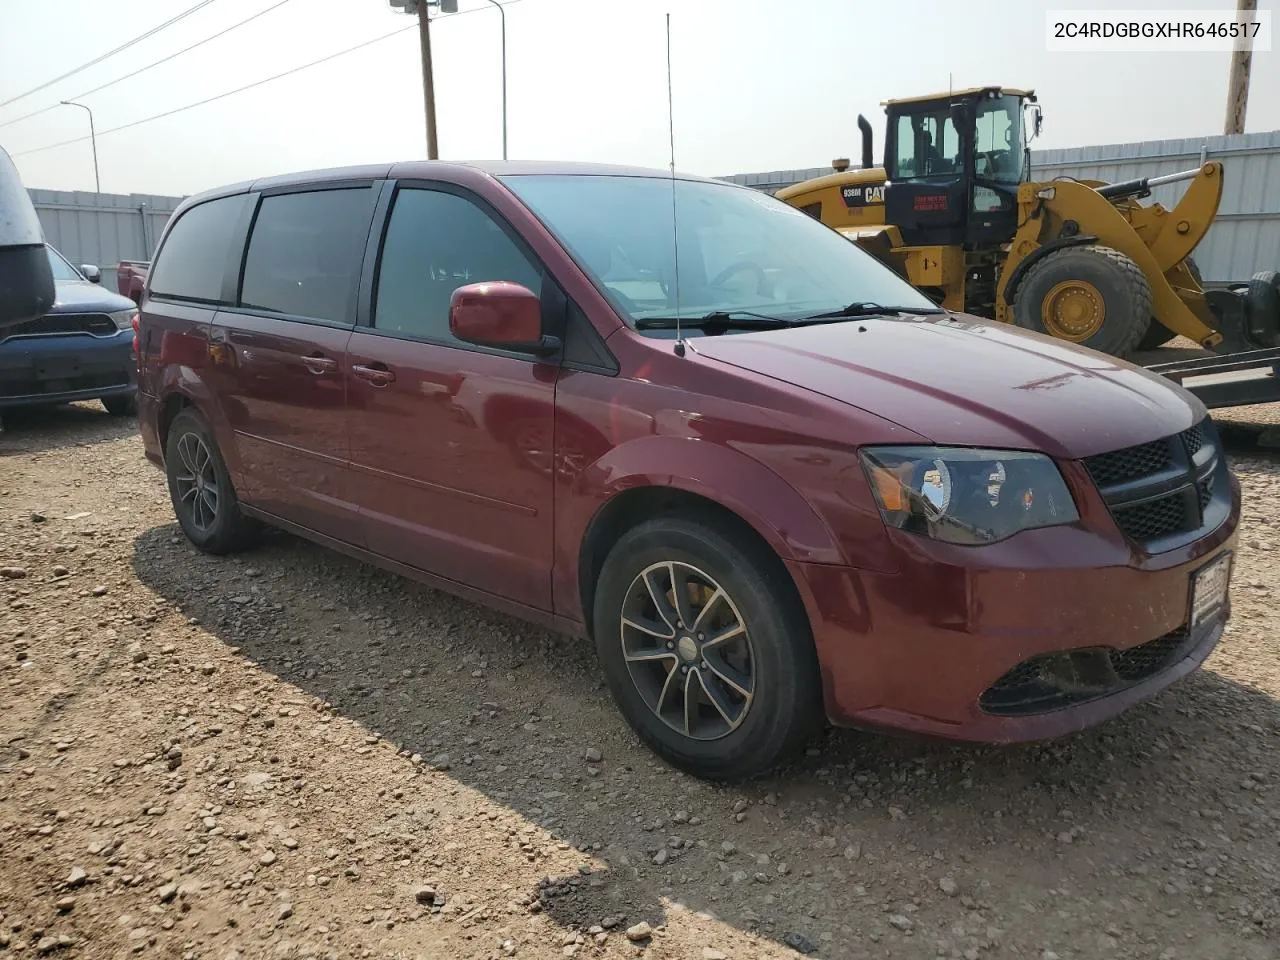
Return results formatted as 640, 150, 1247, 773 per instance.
720, 129, 1280, 284
28, 189, 184, 293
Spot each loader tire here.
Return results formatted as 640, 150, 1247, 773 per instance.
1014, 245, 1153, 358
1247, 270, 1280, 346
1138, 257, 1202, 350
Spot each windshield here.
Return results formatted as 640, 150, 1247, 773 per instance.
502, 175, 936, 328
45, 246, 83, 282
974, 94, 1025, 184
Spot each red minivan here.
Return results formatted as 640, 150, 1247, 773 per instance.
136, 162, 1239, 779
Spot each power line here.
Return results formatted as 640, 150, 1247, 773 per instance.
11, 1, 520, 160
0, 0, 296, 131
0, 0, 223, 110
14, 24, 419, 157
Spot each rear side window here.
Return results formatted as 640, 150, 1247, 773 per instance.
374, 188, 541, 342
240, 188, 374, 324
149, 194, 249, 302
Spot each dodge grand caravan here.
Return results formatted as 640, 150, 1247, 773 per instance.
136, 162, 1239, 779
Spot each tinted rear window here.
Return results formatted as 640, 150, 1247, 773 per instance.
149, 194, 249, 302
240, 188, 374, 323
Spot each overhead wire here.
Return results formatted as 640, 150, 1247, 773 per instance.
11, 1, 519, 159
0, 0, 222, 109
13, 24, 419, 157
0, 0, 296, 131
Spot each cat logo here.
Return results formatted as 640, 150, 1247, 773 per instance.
841, 184, 885, 208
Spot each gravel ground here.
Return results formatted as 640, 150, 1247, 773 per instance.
2, 402, 1280, 960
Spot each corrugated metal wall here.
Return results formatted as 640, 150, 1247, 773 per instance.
721, 129, 1280, 284
28, 189, 184, 293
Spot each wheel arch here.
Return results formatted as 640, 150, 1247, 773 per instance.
567, 436, 845, 635
158, 392, 192, 453
153, 374, 242, 484
578, 487, 798, 638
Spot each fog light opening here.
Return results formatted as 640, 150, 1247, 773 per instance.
1037, 650, 1123, 695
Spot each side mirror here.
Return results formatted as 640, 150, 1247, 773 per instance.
1034, 105, 1044, 139
449, 282, 559, 355
0, 145, 55, 329
949, 101, 974, 133
80, 263, 101, 283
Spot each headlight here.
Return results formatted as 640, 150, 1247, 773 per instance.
109, 309, 137, 331
859, 446, 1078, 545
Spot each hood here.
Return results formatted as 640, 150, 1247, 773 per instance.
688, 313, 1204, 460
48, 279, 136, 315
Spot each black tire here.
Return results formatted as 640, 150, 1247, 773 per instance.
593, 515, 822, 781
102, 395, 137, 416
1014, 245, 1152, 358
1247, 270, 1280, 346
164, 409, 260, 554
1137, 257, 1202, 350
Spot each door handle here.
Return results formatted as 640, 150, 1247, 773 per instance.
352, 362, 396, 387
301, 354, 338, 375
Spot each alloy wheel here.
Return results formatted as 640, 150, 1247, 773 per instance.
619, 560, 756, 740
173, 432, 220, 534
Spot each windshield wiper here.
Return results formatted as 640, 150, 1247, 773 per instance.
634, 310, 794, 331
802, 301, 946, 320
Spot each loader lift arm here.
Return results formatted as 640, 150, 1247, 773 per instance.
996, 163, 1226, 349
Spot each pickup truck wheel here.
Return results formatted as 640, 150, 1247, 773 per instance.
164, 409, 260, 554
593, 516, 822, 781
1015, 245, 1152, 358
101, 395, 136, 416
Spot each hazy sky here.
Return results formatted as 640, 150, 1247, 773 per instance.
1, 0, 1276, 197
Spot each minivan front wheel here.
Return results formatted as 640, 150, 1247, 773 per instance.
620, 559, 755, 740
594, 516, 822, 780
164, 409, 260, 554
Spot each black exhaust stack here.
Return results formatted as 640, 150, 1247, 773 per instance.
857, 114, 874, 169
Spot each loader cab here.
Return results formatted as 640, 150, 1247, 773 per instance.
883, 87, 1034, 249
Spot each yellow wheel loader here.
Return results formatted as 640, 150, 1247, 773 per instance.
777, 87, 1280, 376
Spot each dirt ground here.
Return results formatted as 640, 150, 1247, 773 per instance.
2, 402, 1279, 960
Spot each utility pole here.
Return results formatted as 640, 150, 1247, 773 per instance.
391, 0, 455, 158
422, 0, 442, 161
1223, 0, 1256, 135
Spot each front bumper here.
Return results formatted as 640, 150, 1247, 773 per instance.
0, 330, 135, 408
789, 477, 1240, 743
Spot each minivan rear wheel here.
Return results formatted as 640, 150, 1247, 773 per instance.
165, 409, 260, 554
593, 516, 822, 780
